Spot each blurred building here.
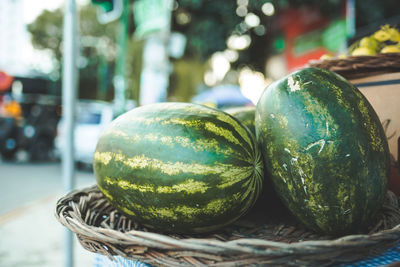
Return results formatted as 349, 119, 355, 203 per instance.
0, 0, 29, 75
0, 0, 55, 76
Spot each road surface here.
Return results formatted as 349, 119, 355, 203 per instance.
0, 161, 95, 266
0, 161, 95, 215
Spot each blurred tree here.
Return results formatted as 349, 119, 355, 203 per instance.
28, 6, 118, 66
266, 0, 342, 13
28, 0, 399, 102
354, 0, 399, 34
171, 0, 345, 72
174, 1, 241, 59
125, 38, 144, 103
268, 0, 399, 30
28, 9, 64, 61
168, 57, 205, 102
27, 5, 119, 100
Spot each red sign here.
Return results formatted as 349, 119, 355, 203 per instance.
278, 7, 339, 71
0, 71, 13, 91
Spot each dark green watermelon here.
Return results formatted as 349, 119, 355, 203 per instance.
223, 106, 256, 136
255, 67, 390, 235
94, 102, 263, 234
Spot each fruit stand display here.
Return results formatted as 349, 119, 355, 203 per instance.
56, 66, 400, 266
349, 25, 400, 56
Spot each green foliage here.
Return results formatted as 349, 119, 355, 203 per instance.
79, 6, 118, 40
27, 4, 121, 100
125, 39, 144, 102
28, 0, 397, 100
355, 0, 399, 29
173, 0, 344, 63
268, 0, 341, 11
28, 5, 117, 64
168, 57, 205, 102
27, 9, 64, 61
186, 19, 227, 59
174, 0, 241, 59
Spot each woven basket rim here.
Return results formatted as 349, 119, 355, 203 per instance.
307, 53, 400, 80
55, 185, 400, 266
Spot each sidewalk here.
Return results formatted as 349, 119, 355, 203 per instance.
0, 192, 94, 267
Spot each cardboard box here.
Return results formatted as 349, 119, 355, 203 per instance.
350, 72, 400, 161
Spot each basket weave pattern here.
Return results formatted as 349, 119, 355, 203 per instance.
308, 53, 400, 80
55, 185, 400, 266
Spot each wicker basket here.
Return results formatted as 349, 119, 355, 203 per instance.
55, 185, 400, 266
308, 53, 400, 80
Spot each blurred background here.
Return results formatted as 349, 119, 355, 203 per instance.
0, 0, 399, 266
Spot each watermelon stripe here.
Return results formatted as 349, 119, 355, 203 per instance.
287, 75, 339, 140
239, 177, 258, 202
94, 102, 263, 234
122, 116, 240, 144
217, 170, 254, 189
100, 130, 241, 158
100, 175, 259, 218
167, 117, 252, 155
354, 91, 385, 153
102, 183, 243, 223
98, 184, 142, 217
309, 71, 385, 153
203, 121, 241, 146
196, 106, 254, 151
103, 176, 210, 194
94, 151, 255, 185
146, 103, 254, 150
115, 116, 252, 156
100, 173, 260, 210
98, 184, 114, 201
224, 106, 256, 136
200, 116, 255, 157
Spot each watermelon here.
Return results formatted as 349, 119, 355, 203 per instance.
224, 105, 286, 213
223, 106, 256, 136
94, 102, 263, 234
255, 68, 390, 235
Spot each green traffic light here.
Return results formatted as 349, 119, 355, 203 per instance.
91, 0, 113, 12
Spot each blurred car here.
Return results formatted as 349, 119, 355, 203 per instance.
0, 94, 61, 162
54, 100, 114, 168
191, 84, 253, 109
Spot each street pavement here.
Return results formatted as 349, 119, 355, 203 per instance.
0, 162, 96, 267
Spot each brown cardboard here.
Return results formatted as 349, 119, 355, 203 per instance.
350, 72, 400, 161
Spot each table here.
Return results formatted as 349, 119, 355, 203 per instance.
92, 242, 400, 266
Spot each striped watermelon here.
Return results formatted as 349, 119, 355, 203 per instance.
224, 105, 285, 212
223, 106, 256, 136
94, 102, 263, 234
256, 68, 390, 235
